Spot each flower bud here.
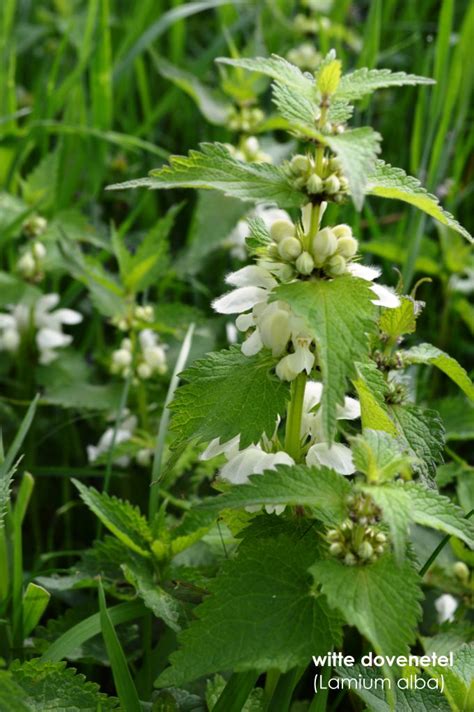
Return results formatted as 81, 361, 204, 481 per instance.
326, 529, 340, 542
290, 154, 311, 174
306, 173, 323, 194
295, 251, 314, 275
328, 157, 342, 173
243, 136, 259, 156
137, 362, 152, 379
278, 236, 302, 261
337, 236, 358, 258
329, 543, 344, 556
258, 307, 291, 357
32, 241, 47, 260
357, 541, 374, 560
113, 348, 132, 367
270, 219, 296, 243
333, 224, 352, 239
1, 327, 20, 352
136, 448, 152, 467
324, 174, 341, 194
375, 532, 387, 544
311, 227, 337, 266
267, 242, 280, 259
326, 254, 347, 276
344, 552, 357, 566
17, 251, 36, 277
452, 561, 470, 583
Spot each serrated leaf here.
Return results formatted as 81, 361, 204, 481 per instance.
337, 664, 451, 712
361, 482, 474, 563
380, 296, 419, 340
198, 464, 350, 525
319, 127, 381, 210
352, 362, 397, 435
336, 67, 434, 102
216, 55, 317, 101
271, 81, 319, 135
155, 55, 231, 125
436, 396, 474, 441
43, 382, 123, 411
389, 405, 444, 483
351, 429, 413, 484
425, 643, 474, 712
311, 553, 422, 660
274, 276, 377, 442
108, 143, 305, 207
157, 521, 342, 687
245, 216, 272, 254
404, 343, 474, 400
2, 660, 119, 710
170, 508, 216, 555
169, 347, 290, 450
73, 480, 152, 556
122, 562, 183, 632
367, 161, 472, 242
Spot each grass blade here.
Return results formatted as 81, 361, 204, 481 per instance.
98, 580, 142, 712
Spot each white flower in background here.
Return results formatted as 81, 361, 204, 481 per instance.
214, 207, 400, 382
87, 415, 137, 468
224, 204, 291, 260
17, 241, 47, 281
0, 293, 82, 364
434, 594, 458, 623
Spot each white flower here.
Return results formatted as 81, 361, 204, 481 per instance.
0, 293, 82, 364
139, 329, 167, 376
434, 594, 458, 623
347, 263, 400, 309
201, 436, 294, 514
87, 415, 137, 468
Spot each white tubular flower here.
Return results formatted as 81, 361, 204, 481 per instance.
301, 381, 360, 476
87, 415, 137, 468
347, 263, 400, 309
434, 594, 458, 624
0, 293, 82, 363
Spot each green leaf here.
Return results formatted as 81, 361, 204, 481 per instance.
122, 562, 182, 632
317, 127, 381, 210
43, 382, 123, 411
361, 482, 474, 563
169, 347, 290, 450
154, 55, 231, 125
336, 67, 434, 102
22, 582, 50, 637
425, 643, 474, 712
337, 664, 451, 712
108, 143, 305, 208
157, 521, 342, 686
245, 216, 272, 254
389, 405, 444, 483
198, 464, 350, 524
216, 55, 317, 101
311, 553, 422, 659
352, 362, 397, 435
436, 396, 474, 442
0, 395, 39, 527
380, 296, 419, 340
0, 660, 119, 710
274, 276, 377, 441
351, 429, 413, 483
367, 161, 472, 242
98, 582, 142, 712
73, 479, 153, 556
403, 343, 474, 400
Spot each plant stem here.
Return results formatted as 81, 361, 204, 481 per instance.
266, 666, 305, 712
419, 508, 474, 577
284, 372, 307, 462
308, 664, 331, 711
213, 671, 260, 712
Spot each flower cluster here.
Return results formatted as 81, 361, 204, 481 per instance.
287, 154, 348, 202
111, 329, 167, 380
112, 304, 154, 332
0, 293, 82, 364
17, 241, 47, 282
287, 43, 321, 72
225, 136, 271, 164
228, 105, 264, 133
87, 413, 153, 468
214, 206, 399, 382
22, 214, 48, 238
326, 519, 388, 566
